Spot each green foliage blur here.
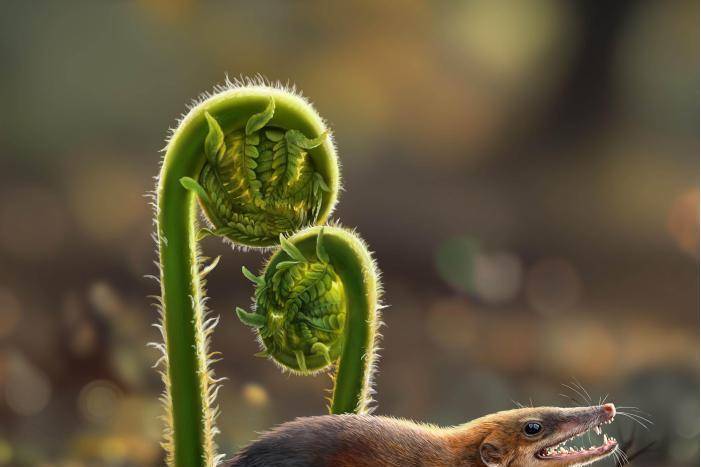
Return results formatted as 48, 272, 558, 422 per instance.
0, 1, 697, 466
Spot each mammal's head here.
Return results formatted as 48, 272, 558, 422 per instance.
469, 403, 617, 466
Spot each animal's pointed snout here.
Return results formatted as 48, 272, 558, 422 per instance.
602, 403, 616, 418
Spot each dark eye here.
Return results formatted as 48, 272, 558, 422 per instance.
524, 422, 542, 436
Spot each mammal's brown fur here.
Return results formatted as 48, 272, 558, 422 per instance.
229, 403, 618, 466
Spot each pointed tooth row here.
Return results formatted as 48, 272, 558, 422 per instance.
542, 430, 618, 458
545, 439, 617, 457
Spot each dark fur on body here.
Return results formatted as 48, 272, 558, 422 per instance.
229, 405, 618, 467
228, 414, 458, 467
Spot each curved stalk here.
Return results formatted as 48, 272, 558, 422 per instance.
236, 225, 382, 414
155, 82, 338, 466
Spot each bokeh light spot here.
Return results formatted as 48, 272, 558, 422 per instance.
87, 281, 124, 318
472, 251, 523, 304
435, 237, 522, 304
541, 320, 617, 379
444, 0, 572, 81
435, 236, 480, 294
526, 258, 581, 315
0, 438, 12, 465
241, 383, 269, 408
667, 189, 699, 258
4, 352, 51, 416
78, 380, 121, 425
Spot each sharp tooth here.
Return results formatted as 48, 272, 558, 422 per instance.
604, 434, 608, 444
594, 425, 602, 435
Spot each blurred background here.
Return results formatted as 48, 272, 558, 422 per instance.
0, 1, 698, 465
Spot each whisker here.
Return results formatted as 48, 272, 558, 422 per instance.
617, 406, 653, 417
618, 411, 654, 426
618, 447, 630, 465
559, 393, 580, 406
615, 448, 629, 466
562, 383, 589, 406
611, 449, 620, 466
619, 411, 652, 426
617, 412, 651, 430
572, 378, 593, 404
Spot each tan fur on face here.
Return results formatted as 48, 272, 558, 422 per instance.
446, 406, 617, 466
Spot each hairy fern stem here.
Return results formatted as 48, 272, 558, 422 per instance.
155, 80, 338, 466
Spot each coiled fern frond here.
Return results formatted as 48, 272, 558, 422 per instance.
237, 225, 382, 414
191, 97, 333, 246
154, 80, 339, 467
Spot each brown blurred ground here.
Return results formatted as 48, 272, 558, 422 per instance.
0, 1, 698, 466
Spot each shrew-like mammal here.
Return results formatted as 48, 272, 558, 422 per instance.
229, 403, 618, 467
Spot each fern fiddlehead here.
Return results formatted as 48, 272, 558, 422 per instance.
155, 82, 339, 466
184, 92, 336, 246
237, 225, 381, 414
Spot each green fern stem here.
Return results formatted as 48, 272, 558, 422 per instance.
236, 226, 381, 414
156, 84, 338, 466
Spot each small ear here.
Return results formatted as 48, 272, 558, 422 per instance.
480, 440, 506, 467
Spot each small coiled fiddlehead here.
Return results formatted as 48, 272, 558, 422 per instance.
236, 225, 381, 414
154, 81, 339, 467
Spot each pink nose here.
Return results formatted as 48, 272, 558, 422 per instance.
603, 403, 616, 417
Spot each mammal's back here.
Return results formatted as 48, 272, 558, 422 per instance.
228, 414, 453, 467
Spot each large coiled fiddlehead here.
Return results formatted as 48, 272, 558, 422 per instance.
154, 82, 340, 466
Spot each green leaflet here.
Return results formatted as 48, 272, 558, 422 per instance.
236, 307, 266, 328
279, 234, 307, 263
316, 227, 330, 263
180, 177, 212, 205
245, 97, 275, 135
285, 129, 327, 149
204, 112, 224, 164
242, 266, 265, 286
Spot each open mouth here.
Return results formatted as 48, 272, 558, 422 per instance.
536, 412, 618, 461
